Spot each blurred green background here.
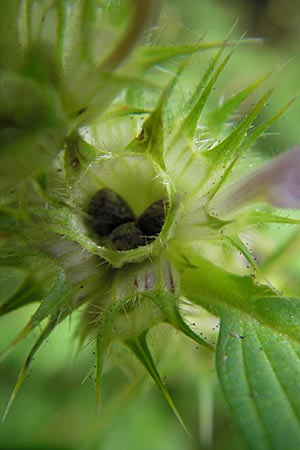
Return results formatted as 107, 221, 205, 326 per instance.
1, 1, 299, 449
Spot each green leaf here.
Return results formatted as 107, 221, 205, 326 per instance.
0, 72, 68, 192
178, 247, 300, 342
2, 307, 71, 422
177, 247, 272, 316
0, 271, 71, 359
233, 94, 298, 159
205, 70, 272, 129
0, 245, 64, 317
144, 290, 214, 352
0, 266, 27, 306
125, 332, 192, 437
64, 132, 103, 183
241, 210, 300, 226
170, 37, 237, 143
140, 38, 263, 68
216, 311, 300, 450
177, 246, 300, 449
202, 88, 274, 167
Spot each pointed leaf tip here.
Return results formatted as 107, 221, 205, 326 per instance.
125, 332, 192, 438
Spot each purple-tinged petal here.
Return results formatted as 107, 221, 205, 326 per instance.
210, 147, 300, 217
263, 148, 300, 208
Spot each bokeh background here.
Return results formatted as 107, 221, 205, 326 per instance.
1, 1, 299, 449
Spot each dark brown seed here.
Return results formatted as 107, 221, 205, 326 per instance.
138, 199, 167, 237
87, 188, 135, 236
109, 222, 146, 251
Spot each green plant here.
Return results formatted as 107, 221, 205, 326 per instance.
1, 1, 300, 449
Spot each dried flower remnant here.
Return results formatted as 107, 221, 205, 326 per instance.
138, 199, 169, 239
87, 188, 168, 250
87, 188, 135, 236
109, 222, 145, 250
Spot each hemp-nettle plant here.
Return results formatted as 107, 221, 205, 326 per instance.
1, 1, 300, 449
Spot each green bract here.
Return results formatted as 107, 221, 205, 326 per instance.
1, 2, 300, 449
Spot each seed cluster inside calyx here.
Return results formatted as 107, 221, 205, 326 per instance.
87, 188, 167, 250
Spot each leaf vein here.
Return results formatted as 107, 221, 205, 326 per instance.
255, 330, 300, 426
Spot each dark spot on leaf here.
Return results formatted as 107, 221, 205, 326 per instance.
71, 157, 80, 169
136, 128, 145, 141
249, 391, 258, 398
230, 332, 245, 339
